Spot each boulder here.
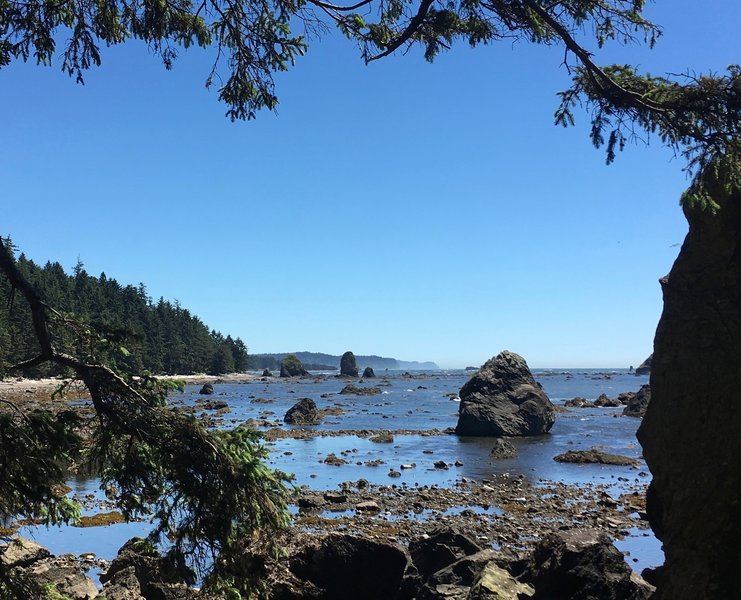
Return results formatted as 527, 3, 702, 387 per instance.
0, 539, 50, 568
280, 354, 310, 377
262, 369, 273, 377
520, 529, 653, 599
100, 537, 194, 598
340, 351, 359, 377
622, 385, 651, 418
489, 438, 517, 459
455, 352, 555, 437
289, 533, 410, 600
284, 398, 321, 425
0, 540, 98, 600
635, 355, 652, 375
638, 179, 741, 599
427, 549, 499, 589
198, 383, 214, 395
409, 528, 483, 580
362, 366, 376, 378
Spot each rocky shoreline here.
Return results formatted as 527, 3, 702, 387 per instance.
1, 474, 653, 599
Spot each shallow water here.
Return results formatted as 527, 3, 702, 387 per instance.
18, 369, 663, 573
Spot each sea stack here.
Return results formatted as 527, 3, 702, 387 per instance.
280, 354, 310, 377
455, 351, 555, 436
340, 351, 359, 377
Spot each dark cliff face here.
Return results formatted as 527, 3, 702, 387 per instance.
638, 182, 741, 598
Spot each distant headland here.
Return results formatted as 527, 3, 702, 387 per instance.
249, 351, 439, 372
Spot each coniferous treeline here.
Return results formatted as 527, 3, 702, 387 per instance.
0, 249, 248, 377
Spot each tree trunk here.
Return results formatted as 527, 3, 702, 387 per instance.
637, 180, 741, 598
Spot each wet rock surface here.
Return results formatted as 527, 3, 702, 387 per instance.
362, 367, 376, 378
198, 383, 214, 395
339, 384, 381, 396
553, 449, 639, 467
456, 352, 556, 437
489, 438, 517, 459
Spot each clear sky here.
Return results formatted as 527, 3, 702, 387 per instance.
1, 1, 739, 369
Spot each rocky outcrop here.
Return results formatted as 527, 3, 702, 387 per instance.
409, 528, 483, 581
100, 537, 196, 600
340, 351, 359, 377
553, 448, 638, 467
280, 354, 310, 377
564, 394, 620, 409
262, 369, 273, 377
0, 538, 98, 599
622, 385, 651, 418
455, 352, 555, 437
635, 355, 652, 375
638, 177, 741, 599
284, 398, 321, 425
198, 383, 214, 395
362, 366, 376, 378
520, 529, 653, 599
339, 384, 381, 396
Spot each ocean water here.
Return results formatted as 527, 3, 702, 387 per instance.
18, 369, 663, 573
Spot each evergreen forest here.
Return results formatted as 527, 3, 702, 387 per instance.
0, 247, 248, 377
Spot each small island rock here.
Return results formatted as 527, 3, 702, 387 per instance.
553, 448, 638, 466
635, 354, 652, 375
340, 384, 381, 396
362, 366, 376, 378
284, 398, 321, 425
280, 354, 310, 377
340, 351, 359, 377
455, 351, 555, 437
199, 383, 214, 395
489, 437, 517, 459
262, 369, 273, 377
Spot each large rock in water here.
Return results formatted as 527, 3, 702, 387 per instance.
455, 351, 555, 436
280, 354, 310, 377
637, 177, 741, 598
284, 398, 321, 425
340, 351, 359, 377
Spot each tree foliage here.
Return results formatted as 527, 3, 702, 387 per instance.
3, 0, 737, 197
0, 249, 249, 377
0, 239, 291, 596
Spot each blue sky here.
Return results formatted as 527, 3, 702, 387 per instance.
2, 1, 739, 369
